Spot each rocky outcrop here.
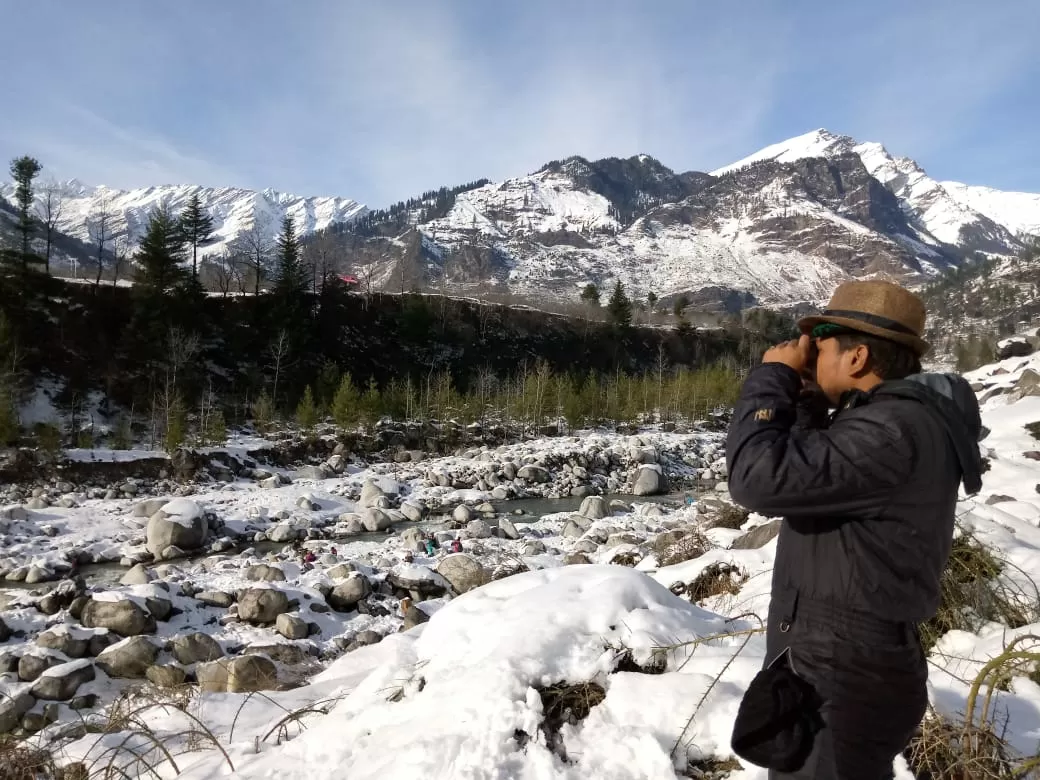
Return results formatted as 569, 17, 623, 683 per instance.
197, 656, 279, 693
436, 554, 487, 595
32, 660, 96, 701
146, 499, 209, 560
172, 633, 224, 665
81, 599, 157, 636
96, 636, 159, 678
238, 589, 291, 624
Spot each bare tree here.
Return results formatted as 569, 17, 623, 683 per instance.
167, 327, 200, 393
111, 233, 131, 286
234, 214, 271, 296
88, 195, 113, 290
213, 249, 241, 298
268, 329, 291, 407
35, 179, 67, 275
303, 232, 337, 295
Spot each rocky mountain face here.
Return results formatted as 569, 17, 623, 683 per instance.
320, 130, 1040, 311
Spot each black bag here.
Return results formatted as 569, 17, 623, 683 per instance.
730, 648, 824, 772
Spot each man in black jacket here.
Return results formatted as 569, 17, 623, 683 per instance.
726, 280, 983, 779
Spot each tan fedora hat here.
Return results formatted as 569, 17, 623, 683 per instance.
798, 280, 930, 356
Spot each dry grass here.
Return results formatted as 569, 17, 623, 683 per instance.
655, 529, 711, 568
682, 756, 743, 779
710, 505, 749, 531
0, 738, 64, 780
536, 681, 607, 760
683, 563, 748, 603
920, 532, 1040, 652
908, 635, 1040, 779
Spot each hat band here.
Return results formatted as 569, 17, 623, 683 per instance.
821, 309, 918, 336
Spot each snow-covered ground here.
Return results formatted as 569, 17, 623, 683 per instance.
2, 354, 1040, 778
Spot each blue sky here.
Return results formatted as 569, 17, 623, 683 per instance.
1, 0, 1037, 206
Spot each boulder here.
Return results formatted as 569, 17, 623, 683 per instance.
195, 590, 234, 608
197, 656, 278, 693
36, 627, 89, 659
354, 630, 383, 647
399, 527, 425, 549
523, 540, 547, 555
31, 659, 96, 701
326, 563, 357, 580
88, 633, 119, 657
238, 589, 291, 624
579, 496, 608, 520
731, 519, 782, 550
570, 485, 592, 498
96, 636, 159, 678
361, 508, 393, 532
399, 501, 426, 522
146, 499, 208, 559
997, 337, 1034, 360
18, 653, 63, 682
452, 504, 475, 524
517, 465, 550, 484
402, 605, 430, 630
245, 564, 287, 582
81, 599, 156, 637
605, 532, 643, 548
498, 517, 520, 540
562, 520, 587, 539
25, 566, 53, 584
0, 692, 34, 734
268, 524, 298, 543
276, 614, 309, 640
0, 617, 9, 643
146, 664, 187, 688
632, 466, 666, 496
145, 596, 173, 622
359, 480, 386, 509
120, 564, 153, 586
464, 519, 492, 539
436, 554, 487, 595
133, 497, 172, 518
387, 565, 450, 599
294, 465, 330, 481
327, 574, 371, 611
562, 552, 590, 565
260, 475, 284, 489
172, 632, 224, 665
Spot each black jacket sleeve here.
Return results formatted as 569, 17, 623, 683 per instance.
725, 363, 916, 518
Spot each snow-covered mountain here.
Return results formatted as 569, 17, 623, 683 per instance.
0, 180, 367, 261
327, 132, 1040, 310
4, 129, 1038, 309
713, 129, 1034, 253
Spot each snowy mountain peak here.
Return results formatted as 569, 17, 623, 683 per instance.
0, 180, 368, 262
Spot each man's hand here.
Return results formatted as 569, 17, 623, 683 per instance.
762, 334, 812, 374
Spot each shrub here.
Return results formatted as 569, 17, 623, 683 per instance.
920, 531, 1040, 651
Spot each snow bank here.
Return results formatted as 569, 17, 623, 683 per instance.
216, 566, 756, 780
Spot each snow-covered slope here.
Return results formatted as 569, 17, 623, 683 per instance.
0, 180, 367, 259
940, 181, 1040, 238
713, 129, 1035, 255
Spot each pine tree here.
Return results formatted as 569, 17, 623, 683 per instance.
580, 283, 600, 307
646, 291, 658, 310
8, 156, 43, 274
332, 373, 361, 428
296, 385, 318, 431
607, 280, 632, 327
135, 205, 188, 295
273, 215, 307, 300
178, 192, 214, 284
